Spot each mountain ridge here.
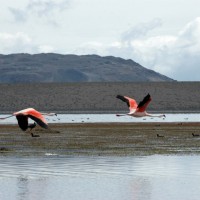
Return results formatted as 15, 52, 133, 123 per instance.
0, 53, 174, 82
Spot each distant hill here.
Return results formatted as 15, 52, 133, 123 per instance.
0, 53, 174, 82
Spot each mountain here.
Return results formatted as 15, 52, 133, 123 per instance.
0, 53, 174, 82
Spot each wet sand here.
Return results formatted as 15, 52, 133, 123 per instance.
1, 122, 200, 156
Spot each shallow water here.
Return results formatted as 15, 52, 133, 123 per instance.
0, 155, 200, 200
0, 113, 200, 124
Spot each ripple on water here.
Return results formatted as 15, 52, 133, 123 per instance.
0, 155, 200, 179
1, 155, 200, 200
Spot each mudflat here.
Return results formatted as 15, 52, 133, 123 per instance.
1, 122, 200, 156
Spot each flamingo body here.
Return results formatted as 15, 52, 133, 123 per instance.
13, 108, 48, 131
116, 94, 165, 118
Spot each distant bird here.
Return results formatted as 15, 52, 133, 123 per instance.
28, 122, 38, 137
116, 94, 166, 118
29, 122, 37, 131
192, 133, 199, 137
157, 134, 164, 138
0, 108, 57, 137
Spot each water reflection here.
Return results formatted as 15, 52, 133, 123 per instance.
17, 177, 29, 200
16, 176, 48, 200
0, 155, 200, 200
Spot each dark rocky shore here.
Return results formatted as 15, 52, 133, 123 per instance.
0, 82, 199, 113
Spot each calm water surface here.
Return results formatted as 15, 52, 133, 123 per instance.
0, 113, 199, 124
0, 155, 200, 200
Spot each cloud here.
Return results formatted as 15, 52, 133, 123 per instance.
75, 17, 200, 81
9, 0, 71, 25
121, 18, 162, 41
0, 32, 33, 53
0, 32, 54, 54
8, 7, 27, 22
38, 45, 55, 53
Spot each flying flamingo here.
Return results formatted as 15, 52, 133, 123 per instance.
116, 93, 166, 118
0, 108, 57, 137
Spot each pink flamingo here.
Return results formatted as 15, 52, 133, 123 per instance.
116, 93, 165, 118
0, 108, 57, 137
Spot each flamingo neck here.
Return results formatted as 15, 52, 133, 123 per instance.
146, 113, 166, 118
0, 115, 14, 120
41, 112, 57, 116
116, 114, 128, 117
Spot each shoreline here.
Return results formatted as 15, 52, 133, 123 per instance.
1, 122, 200, 156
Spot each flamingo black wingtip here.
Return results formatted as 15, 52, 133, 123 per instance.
116, 95, 122, 99
116, 95, 126, 102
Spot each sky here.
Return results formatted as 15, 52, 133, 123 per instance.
0, 0, 200, 81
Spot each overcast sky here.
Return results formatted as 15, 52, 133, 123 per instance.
0, 0, 200, 81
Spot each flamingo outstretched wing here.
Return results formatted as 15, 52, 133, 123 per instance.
28, 114, 48, 129
116, 95, 138, 113
26, 109, 48, 129
137, 93, 152, 112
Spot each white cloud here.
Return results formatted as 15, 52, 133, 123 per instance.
38, 45, 55, 53
121, 18, 162, 41
0, 32, 33, 53
0, 32, 55, 54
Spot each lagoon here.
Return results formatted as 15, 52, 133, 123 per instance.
0, 113, 200, 124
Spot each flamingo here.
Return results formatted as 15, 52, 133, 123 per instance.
0, 108, 57, 137
116, 93, 166, 118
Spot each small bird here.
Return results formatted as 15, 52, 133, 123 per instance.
192, 133, 199, 137
116, 94, 166, 118
157, 134, 164, 138
28, 122, 38, 137
29, 122, 37, 131
0, 108, 57, 137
